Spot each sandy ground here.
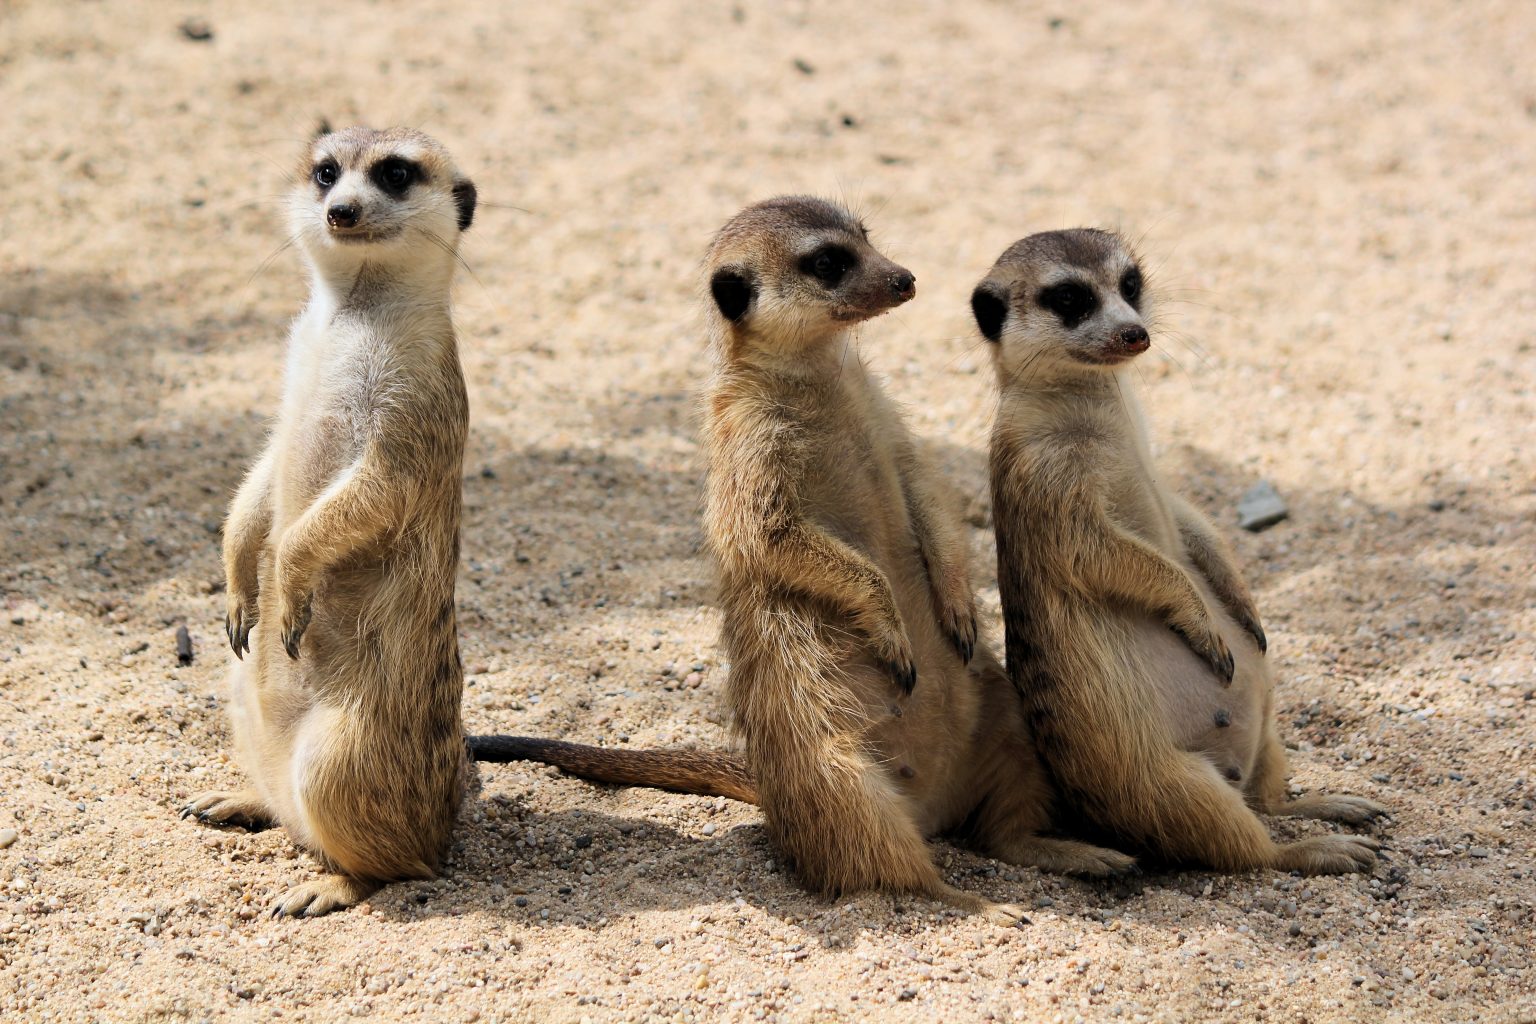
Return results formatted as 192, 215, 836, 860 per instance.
2, 1, 1534, 1021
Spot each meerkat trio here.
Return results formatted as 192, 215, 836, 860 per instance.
974, 229, 1386, 875
183, 127, 479, 916
189, 130, 1384, 922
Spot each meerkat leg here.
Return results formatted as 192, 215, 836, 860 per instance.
1167, 493, 1266, 653
222, 447, 277, 657
1247, 724, 1388, 826
271, 458, 398, 658
270, 875, 380, 918
181, 789, 275, 831
895, 439, 978, 662
964, 755, 1138, 877
1083, 746, 1378, 875
1075, 510, 1234, 684
756, 746, 1021, 924
749, 525, 918, 691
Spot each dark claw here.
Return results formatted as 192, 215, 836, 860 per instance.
1246, 618, 1268, 654
887, 659, 917, 695
955, 635, 975, 664
226, 612, 254, 659
950, 613, 977, 664
281, 595, 312, 660
1214, 647, 1235, 685
1172, 625, 1234, 686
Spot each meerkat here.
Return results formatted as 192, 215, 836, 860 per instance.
181, 126, 480, 916
474, 197, 1134, 924
973, 228, 1387, 875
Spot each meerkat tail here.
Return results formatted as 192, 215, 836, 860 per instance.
466, 736, 759, 805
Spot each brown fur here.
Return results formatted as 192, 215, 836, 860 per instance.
975, 229, 1386, 875
183, 127, 479, 916
490, 199, 1134, 925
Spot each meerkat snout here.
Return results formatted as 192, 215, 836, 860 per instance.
326, 203, 360, 230
1113, 322, 1150, 353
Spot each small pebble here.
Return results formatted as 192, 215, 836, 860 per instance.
1238, 480, 1289, 532
179, 18, 214, 41
0, 829, 16, 849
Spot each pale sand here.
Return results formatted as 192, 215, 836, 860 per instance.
2, 1, 1533, 1021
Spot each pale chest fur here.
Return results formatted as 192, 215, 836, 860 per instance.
800, 367, 911, 562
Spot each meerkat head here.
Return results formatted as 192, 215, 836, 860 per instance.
289, 125, 477, 274
970, 229, 1150, 383
704, 196, 916, 354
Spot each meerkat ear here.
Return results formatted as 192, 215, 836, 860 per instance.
312, 118, 334, 140
452, 179, 477, 232
970, 281, 1010, 342
710, 266, 756, 323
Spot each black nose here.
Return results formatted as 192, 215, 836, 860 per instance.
890, 270, 916, 299
327, 204, 359, 229
1116, 324, 1149, 347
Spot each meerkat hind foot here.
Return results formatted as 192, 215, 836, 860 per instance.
1272, 794, 1388, 826
998, 836, 1138, 878
1271, 834, 1380, 875
182, 790, 275, 831
927, 882, 1029, 927
271, 875, 380, 918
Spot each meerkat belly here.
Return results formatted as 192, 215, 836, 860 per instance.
861, 543, 980, 832
1115, 592, 1268, 784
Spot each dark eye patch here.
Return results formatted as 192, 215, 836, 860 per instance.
1038, 280, 1098, 329
312, 160, 339, 190
1120, 266, 1142, 307
799, 244, 856, 287
370, 157, 420, 195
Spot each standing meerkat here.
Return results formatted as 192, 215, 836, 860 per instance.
477, 198, 1134, 922
974, 228, 1386, 875
182, 126, 479, 916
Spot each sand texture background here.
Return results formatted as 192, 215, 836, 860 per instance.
2, 1, 1534, 1021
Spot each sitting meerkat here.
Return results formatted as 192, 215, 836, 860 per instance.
182, 126, 479, 916
972, 228, 1386, 875
475, 197, 1134, 923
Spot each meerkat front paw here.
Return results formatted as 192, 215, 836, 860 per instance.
869, 620, 918, 695
1172, 619, 1234, 686
936, 586, 978, 664
225, 592, 257, 658
1232, 605, 1267, 654
276, 590, 313, 660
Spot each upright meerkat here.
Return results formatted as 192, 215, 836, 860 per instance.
477, 198, 1134, 922
974, 229, 1386, 875
182, 126, 479, 916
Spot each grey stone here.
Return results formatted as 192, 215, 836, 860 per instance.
1238, 480, 1289, 532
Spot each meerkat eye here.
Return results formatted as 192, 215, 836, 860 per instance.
1120, 267, 1143, 306
1039, 280, 1098, 328
800, 245, 855, 287
312, 161, 339, 189
371, 157, 418, 195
